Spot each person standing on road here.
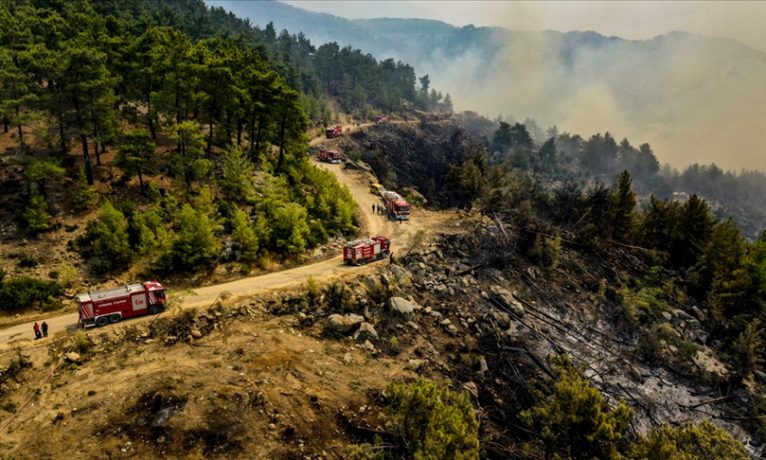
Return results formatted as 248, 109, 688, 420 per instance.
42, 321, 48, 337
33, 322, 41, 340
389, 251, 395, 265
372, 203, 376, 213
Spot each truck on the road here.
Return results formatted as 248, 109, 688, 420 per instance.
318, 150, 343, 163
343, 236, 391, 265
382, 191, 411, 220
325, 124, 343, 138
77, 281, 167, 328
374, 115, 390, 124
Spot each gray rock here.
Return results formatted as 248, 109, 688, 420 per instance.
461, 381, 479, 399
380, 274, 392, 287
361, 340, 376, 353
489, 287, 525, 317
439, 318, 452, 327
325, 314, 364, 335
691, 306, 707, 322
477, 356, 489, 374
489, 308, 511, 330
388, 297, 419, 320
406, 359, 426, 371
447, 325, 458, 335
661, 311, 673, 322
353, 322, 379, 343
65, 352, 82, 363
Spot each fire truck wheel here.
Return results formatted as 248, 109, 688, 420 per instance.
109, 314, 120, 323
149, 305, 161, 315
95, 316, 108, 327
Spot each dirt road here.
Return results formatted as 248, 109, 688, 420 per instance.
0, 124, 452, 351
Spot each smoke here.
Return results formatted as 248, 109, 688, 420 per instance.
419, 30, 766, 172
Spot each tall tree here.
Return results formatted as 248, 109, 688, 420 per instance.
116, 129, 156, 194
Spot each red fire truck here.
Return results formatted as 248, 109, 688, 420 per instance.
77, 281, 167, 328
318, 150, 343, 163
382, 191, 411, 220
325, 124, 342, 138
343, 236, 391, 265
374, 115, 390, 124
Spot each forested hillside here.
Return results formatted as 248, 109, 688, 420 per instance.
0, 0, 439, 314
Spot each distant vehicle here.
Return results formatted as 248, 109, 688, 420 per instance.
325, 124, 342, 138
343, 236, 391, 265
78, 281, 166, 328
369, 182, 384, 195
374, 115, 390, 124
318, 150, 343, 163
382, 190, 411, 220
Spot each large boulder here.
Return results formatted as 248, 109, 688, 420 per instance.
388, 297, 420, 321
325, 314, 365, 336
489, 287, 525, 318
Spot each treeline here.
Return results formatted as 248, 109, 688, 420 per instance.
122, 0, 441, 120
480, 117, 766, 238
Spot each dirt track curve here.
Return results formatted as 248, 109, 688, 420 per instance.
0, 123, 453, 351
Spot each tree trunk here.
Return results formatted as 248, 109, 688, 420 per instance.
138, 169, 144, 195
248, 110, 256, 162
207, 121, 213, 157
14, 105, 24, 151
276, 107, 287, 173
254, 113, 264, 162
73, 94, 94, 185
236, 117, 243, 146
2, 116, 9, 133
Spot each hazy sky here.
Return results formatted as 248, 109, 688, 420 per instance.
284, 1, 766, 52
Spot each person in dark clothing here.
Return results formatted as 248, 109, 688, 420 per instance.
372, 203, 376, 213
389, 251, 395, 265
42, 321, 48, 337
33, 322, 41, 340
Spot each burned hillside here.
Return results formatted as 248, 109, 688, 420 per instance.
349, 122, 487, 208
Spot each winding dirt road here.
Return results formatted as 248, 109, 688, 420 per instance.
0, 125, 452, 351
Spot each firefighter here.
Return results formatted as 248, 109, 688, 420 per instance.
372, 203, 375, 213
33, 322, 41, 340
389, 251, 395, 265
42, 321, 48, 337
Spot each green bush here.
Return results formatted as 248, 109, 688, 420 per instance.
629, 421, 747, 460
82, 201, 131, 273
522, 355, 633, 460
382, 379, 480, 460
324, 282, 352, 312
23, 190, 52, 232
169, 204, 221, 270
0, 276, 62, 312
71, 168, 97, 210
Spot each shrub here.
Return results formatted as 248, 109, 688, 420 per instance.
71, 168, 97, 210
382, 379, 480, 460
0, 277, 62, 312
324, 282, 352, 312
17, 253, 39, 268
629, 421, 747, 460
73, 331, 93, 354
82, 201, 131, 273
169, 204, 221, 271
521, 355, 633, 460
23, 190, 52, 232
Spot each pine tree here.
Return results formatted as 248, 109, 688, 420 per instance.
231, 209, 259, 262
116, 129, 156, 194
171, 204, 221, 270
522, 355, 633, 459
611, 170, 637, 243
84, 201, 131, 273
